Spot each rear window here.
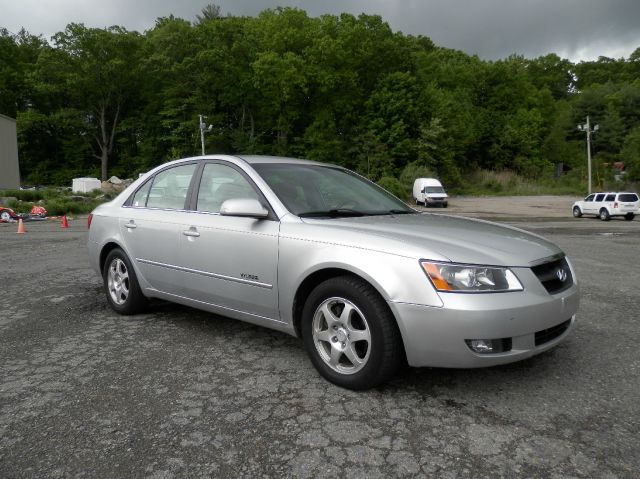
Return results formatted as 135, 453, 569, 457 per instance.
618, 193, 639, 202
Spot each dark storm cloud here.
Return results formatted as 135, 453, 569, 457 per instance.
2, 0, 639, 61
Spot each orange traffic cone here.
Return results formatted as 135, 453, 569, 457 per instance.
17, 218, 26, 234
61, 215, 69, 229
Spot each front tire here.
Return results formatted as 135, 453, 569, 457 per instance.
301, 276, 403, 390
103, 248, 147, 315
573, 206, 582, 218
599, 208, 611, 221
625, 213, 635, 221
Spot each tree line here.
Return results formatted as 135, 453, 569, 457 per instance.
1, 6, 640, 190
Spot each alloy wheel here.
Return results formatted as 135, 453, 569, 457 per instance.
107, 258, 130, 305
311, 297, 371, 375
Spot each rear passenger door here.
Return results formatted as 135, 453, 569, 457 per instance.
120, 162, 198, 294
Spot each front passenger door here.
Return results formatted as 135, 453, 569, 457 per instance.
177, 162, 281, 321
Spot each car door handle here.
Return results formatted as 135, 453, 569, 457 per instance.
125, 222, 137, 229
182, 229, 200, 238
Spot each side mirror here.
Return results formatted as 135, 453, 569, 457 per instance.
220, 198, 269, 218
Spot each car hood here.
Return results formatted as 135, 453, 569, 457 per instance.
298, 213, 562, 267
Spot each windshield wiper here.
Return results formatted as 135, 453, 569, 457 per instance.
366, 209, 416, 216
298, 209, 366, 218
385, 209, 415, 215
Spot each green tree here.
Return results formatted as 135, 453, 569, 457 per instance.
50, 24, 143, 180
195, 3, 223, 23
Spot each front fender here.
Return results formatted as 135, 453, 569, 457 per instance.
277, 235, 443, 326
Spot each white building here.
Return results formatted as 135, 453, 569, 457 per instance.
0, 114, 21, 189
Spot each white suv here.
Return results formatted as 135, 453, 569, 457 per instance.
572, 192, 639, 221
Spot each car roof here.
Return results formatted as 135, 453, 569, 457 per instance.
591, 192, 637, 195
235, 155, 334, 167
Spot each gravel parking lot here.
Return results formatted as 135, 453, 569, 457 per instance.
1, 197, 639, 478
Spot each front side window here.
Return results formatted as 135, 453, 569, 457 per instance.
594, 194, 605, 202
146, 163, 197, 210
196, 163, 259, 213
584, 194, 595, 202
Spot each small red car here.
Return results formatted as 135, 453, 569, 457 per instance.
0, 206, 20, 222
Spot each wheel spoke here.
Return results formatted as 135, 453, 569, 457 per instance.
343, 344, 364, 367
348, 329, 370, 343
329, 345, 342, 367
320, 302, 340, 327
339, 302, 354, 323
315, 328, 333, 344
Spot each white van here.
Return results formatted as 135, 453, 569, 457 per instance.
413, 178, 448, 207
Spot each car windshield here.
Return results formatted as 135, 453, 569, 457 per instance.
425, 186, 445, 193
252, 163, 415, 217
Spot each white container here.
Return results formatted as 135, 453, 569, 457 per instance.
72, 177, 102, 193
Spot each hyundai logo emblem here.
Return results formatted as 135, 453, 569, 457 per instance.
556, 268, 567, 282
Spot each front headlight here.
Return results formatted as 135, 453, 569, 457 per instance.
420, 260, 523, 293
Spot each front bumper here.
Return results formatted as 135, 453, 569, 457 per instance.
389, 269, 579, 368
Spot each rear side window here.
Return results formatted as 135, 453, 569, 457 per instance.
605, 194, 616, 201
618, 193, 639, 202
132, 180, 152, 207
594, 194, 605, 202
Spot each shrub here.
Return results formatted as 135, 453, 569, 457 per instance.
377, 176, 406, 200
1, 189, 105, 216
399, 162, 437, 198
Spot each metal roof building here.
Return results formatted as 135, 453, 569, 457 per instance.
0, 114, 21, 190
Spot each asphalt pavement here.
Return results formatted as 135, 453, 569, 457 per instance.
1, 208, 639, 478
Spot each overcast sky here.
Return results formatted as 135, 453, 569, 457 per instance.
2, 0, 639, 62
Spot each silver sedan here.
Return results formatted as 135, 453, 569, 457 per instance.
88, 155, 579, 389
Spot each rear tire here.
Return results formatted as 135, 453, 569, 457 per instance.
103, 248, 147, 315
572, 206, 582, 218
599, 208, 611, 221
301, 276, 403, 390
625, 213, 635, 221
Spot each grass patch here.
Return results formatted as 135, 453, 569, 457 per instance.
452, 170, 586, 196
0, 188, 110, 216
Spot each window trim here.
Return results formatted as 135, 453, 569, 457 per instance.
187, 160, 278, 221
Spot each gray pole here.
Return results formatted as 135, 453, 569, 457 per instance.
586, 115, 592, 195
199, 114, 206, 156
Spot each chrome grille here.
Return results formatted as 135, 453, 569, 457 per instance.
531, 257, 573, 295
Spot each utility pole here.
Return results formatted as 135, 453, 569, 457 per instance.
577, 116, 599, 195
199, 114, 212, 155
